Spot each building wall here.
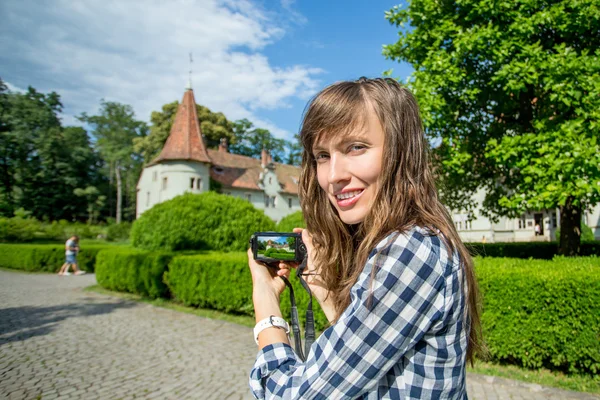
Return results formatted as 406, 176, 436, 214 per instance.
451, 188, 560, 243
137, 161, 210, 217
257, 168, 302, 222
584, 206, 600, 240
137, 162, 301, 222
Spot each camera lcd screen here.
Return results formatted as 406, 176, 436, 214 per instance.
256, 235, 296, 261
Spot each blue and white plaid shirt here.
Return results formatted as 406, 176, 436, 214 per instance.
249, 227, 468, 399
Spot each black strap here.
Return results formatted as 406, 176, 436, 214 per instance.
296, 257, 316, 357
280, 276, 305, 361
278, 255, 315, 362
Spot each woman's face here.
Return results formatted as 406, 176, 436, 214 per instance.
313, 107, 385, 225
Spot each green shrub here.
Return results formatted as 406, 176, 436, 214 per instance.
131, 192, 275, 252
468, 241, 600, 259
0, 243, 109, 272
95, 247, 173, 298
42, 220, 69, 241
476, 256, 600, 375
276, 211, 306, 232
556, 223, 595, 242
106, 222, 131, 242
164, 252, 329, 330
0, 216, 41, 242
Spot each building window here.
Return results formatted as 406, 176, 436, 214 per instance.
162, 177, 168, 190
153, 171, 157, 182
552, 213, 557, 228
190, 178, 195, 189
518, 216, 526, 229
196, 177, 202, 189
146, 192, 150, 207
271, 196, 276, 207
246, 193, 251, 202
269, 177, 272, 184
288, 198, 292, 209
527, 220, 533, 228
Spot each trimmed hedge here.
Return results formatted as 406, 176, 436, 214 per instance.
164, 252, 329, 330
276, 211, 306, 232
0, 243, 109, 272
477, 256, 600, 374
93, 245, 599, 375
95, 248, 173, 298
131, 192, 275, 252
467, 241, 600, 259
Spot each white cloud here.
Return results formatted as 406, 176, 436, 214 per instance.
0, 0, 321, 139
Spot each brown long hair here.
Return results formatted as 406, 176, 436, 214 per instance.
298, 77, 483, 363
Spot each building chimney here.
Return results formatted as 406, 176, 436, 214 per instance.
219, 138, 228, 153
261, 148, 270, 168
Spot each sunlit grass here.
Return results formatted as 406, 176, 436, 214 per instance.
468, 360, 600, 394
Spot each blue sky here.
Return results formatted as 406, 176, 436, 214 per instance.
0, 0, 412, 141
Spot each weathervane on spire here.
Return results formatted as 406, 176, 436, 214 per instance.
186, 52, 193, 90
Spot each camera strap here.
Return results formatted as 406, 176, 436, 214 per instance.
279, 255, 315, 362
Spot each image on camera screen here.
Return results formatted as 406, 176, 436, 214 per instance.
256, 235, 296, 261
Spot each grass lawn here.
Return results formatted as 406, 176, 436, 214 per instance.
468, 361, 600, 394
86, 283, 600, 395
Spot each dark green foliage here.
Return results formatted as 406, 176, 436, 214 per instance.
164, 252, 329, 330
95, 248, 172, 298
468, 241, 600, 259
0, 244, 110, 272
164, 252, 253, 313
0, 215, 41, 242
477, 256, 600, 374
276, 211, 306, 232
131, 192, 275, 252
384, 0, 600, 255
106, 222, 131, 242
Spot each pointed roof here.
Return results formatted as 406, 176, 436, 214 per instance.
150, 88, 211, 165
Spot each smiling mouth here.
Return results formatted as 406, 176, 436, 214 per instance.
335, 190, 363, 200
334, 189, 364, 207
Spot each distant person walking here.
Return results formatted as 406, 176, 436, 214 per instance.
58, 236, 86, 276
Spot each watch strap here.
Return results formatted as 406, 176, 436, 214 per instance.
254, 315, 290, 345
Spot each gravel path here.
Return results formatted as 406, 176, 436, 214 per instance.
0, 269, 597, 400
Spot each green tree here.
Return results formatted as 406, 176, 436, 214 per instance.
384, 0, 600, 255
134, 101, 235, 163
79, 101, 147, 223
286, 236, 296, 248
74, 186, 106, 224
286, 134, 302, 166
0, 83, 99, 221
230, 119, 288, 162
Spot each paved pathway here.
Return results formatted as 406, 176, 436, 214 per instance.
0, 269, 597, 400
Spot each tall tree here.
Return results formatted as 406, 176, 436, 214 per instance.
79, 101, 147, 223
134, 101, 235, 164
0, 84, 94, 220
384, 0, 600, 255
286, 134, 302, 166
230, 119, 288, 162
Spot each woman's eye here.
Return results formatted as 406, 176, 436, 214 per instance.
314, 153, 329, 161
349, 144, 367, 153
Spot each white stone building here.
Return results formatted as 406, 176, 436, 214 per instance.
451, 188, 600, 242
136, 86, 302, 222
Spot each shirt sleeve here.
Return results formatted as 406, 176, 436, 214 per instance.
249, 229, 449, 399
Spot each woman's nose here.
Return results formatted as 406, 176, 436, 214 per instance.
328, 153, 351, 184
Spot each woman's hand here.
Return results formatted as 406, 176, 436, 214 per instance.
247, 249, 291, 299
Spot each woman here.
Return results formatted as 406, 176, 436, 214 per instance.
248, 77, 482, 399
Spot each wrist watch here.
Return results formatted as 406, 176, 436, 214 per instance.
254, 316, 290, 345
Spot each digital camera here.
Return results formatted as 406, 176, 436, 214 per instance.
250, 232, 307, 264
